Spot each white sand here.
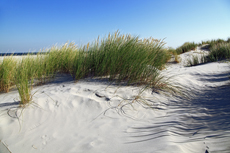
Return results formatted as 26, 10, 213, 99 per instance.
0, 48, 230, 153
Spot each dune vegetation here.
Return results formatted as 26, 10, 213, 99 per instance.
176, 42, 198, 54
208, 42, 230, 61
0, 31, 229, 106
0, 31, 173, 106
186, 41, 230, 66
167, 38, 230, 66
200, 38, 229, 49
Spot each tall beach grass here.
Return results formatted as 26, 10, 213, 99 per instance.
208, 42, 230, 61
187, 41, 230, 66
1, 33, 229, 106
1, 31, 173, 106
78, 32, 170, 85
14, 57, 34, 106
200, 38, 226, 49
0, 56, 17, 92
167, 47, 181, 63
176, 42, 198, 54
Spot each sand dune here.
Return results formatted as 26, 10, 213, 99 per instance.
0, 48, 230, 153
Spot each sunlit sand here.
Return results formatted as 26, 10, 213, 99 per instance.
0, 46, 230, 153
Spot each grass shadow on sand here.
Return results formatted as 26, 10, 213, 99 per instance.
0, 101, 19, 108
125, 72, 230, 152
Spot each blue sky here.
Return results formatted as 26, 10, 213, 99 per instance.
0, 0, 230, 53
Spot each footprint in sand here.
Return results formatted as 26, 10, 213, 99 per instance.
82, 139, 102, 149
90, 139, 102, 147
95, 93, 110, 101
41, 135, 50, 145
55, 100, 60, 107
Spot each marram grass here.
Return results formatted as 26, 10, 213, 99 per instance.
73, 31, 170, 85
187, 41, 230, 67
176, 42, 198, 54
2, 34, 229, 107
14, 55, 37, 106
208, 42, 230, 61
0, 55, 17, 92
0, 31, 178, 107
201, 39, 226, 49
167, 47, 181, 63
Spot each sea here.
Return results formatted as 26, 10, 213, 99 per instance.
0, 51, 48, 56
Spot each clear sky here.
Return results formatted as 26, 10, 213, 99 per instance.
0, 0, 230, 53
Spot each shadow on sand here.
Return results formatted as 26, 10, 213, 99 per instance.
126, 71, 230, 152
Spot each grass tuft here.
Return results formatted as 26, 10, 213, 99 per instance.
201, 39, 226, 49
0, 31, 187, 107
167, 48, 181, 63
71, 32, 170, 88
14, 56, 35, 106
176, 42, 198, 54
208, 42, 230, 61
0, 56, 17, 92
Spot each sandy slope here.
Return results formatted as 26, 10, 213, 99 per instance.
0, 49, 230, 153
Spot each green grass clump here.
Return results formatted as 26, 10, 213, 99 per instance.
208, 42, 230, 61
186, 40, 230, 67
14, 56, 35, 106
167, 47, 181, 63
187, 55, 199, 66
186, 54, 208, 66
227, 37, 230, 43
176, 42, 198, 54
46, 42, 78, 74
72, 31, 169, 86
0, 56, 17, 92
201, 39, 226, 49
0, 31, 179, 106
24, 43, 79, 85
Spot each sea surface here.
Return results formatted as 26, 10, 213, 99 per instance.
0, 51, 47, 56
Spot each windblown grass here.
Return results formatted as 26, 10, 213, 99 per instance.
176, 42, 198, 54
46, 42, 78, 74
208, 42, 230, 61
185, 38, 230, 67
1, 31, 176, 107
14, 55, 36, 106
3, 34, 229, 107
81, 32, 169, 85
201, 39, 226, 49
167, 48, 181, 63
186, 54, 208, 66
0, 56, 17, 92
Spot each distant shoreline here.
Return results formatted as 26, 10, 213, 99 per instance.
0, 52, 48, 56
